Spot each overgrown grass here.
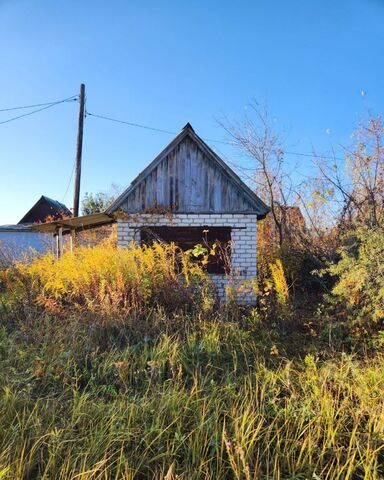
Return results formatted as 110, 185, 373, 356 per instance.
1, 243, 383, 479
0, 311, 383, 479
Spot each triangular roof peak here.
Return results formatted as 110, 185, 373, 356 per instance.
107, 125, 269, 218
182, 122, 195, 132
19, 195, 72, 224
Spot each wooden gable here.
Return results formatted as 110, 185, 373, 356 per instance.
107, 124, 269, 217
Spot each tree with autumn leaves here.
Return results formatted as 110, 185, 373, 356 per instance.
225, 106, 384, 329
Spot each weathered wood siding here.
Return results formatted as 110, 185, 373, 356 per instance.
120, 136, 255, 213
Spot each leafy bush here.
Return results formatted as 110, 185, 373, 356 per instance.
325, 225, 384, 326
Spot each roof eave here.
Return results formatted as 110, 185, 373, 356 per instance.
29, 212, 115, 233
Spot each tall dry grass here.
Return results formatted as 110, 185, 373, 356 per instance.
0, 317, 383, 479
1, 242, 383, 478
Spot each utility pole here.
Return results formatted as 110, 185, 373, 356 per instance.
73, 83, 85, 217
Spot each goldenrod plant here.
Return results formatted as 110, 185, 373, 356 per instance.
4, 239, 211, 318
269, 258, 289, 307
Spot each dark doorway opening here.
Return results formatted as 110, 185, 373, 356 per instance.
140, 226, 231, 274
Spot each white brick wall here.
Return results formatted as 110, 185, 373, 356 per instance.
117, 214, 258, 304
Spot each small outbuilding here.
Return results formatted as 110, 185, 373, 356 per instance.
0, 195, 72, 263
19, 195, 72, 224
30, 124, 270, 303
106, 123, 269, 303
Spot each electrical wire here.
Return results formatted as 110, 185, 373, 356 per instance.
61, 160, 76, 203
0, 95, 343, 161
0, 93, 344, 203
0, 96, 77, 112
85, 111, 178, 136
0, 93, 78, 205
0, 93, 78, 211
86, 111, 237, 145
86, 110, 344, 161
0, 95, 78, 125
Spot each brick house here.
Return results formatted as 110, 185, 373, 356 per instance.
106, 123, 269, 303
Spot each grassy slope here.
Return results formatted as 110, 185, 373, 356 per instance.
0, 312, 383, 480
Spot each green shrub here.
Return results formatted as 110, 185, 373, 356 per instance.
324, 225, 384, 327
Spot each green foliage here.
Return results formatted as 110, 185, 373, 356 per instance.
324, 224, 384, 326
189, 244, 208, 258
81, 191, 114, 215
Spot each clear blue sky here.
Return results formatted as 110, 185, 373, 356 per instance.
0, 0, 383, 224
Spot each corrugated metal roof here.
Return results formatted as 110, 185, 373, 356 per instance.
0, 224, 34, 232
29, 212, 114, 233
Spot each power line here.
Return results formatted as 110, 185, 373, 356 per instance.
0, 95, 78, 125
0, 96, 344, 161
0, 101, 59, 112
86, 111, 178, 136
86, 111, 236, 145
61, 159, 76, 204
0, 96, 77, 112
85, 110, 344, 161
0, 93, 78, 208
